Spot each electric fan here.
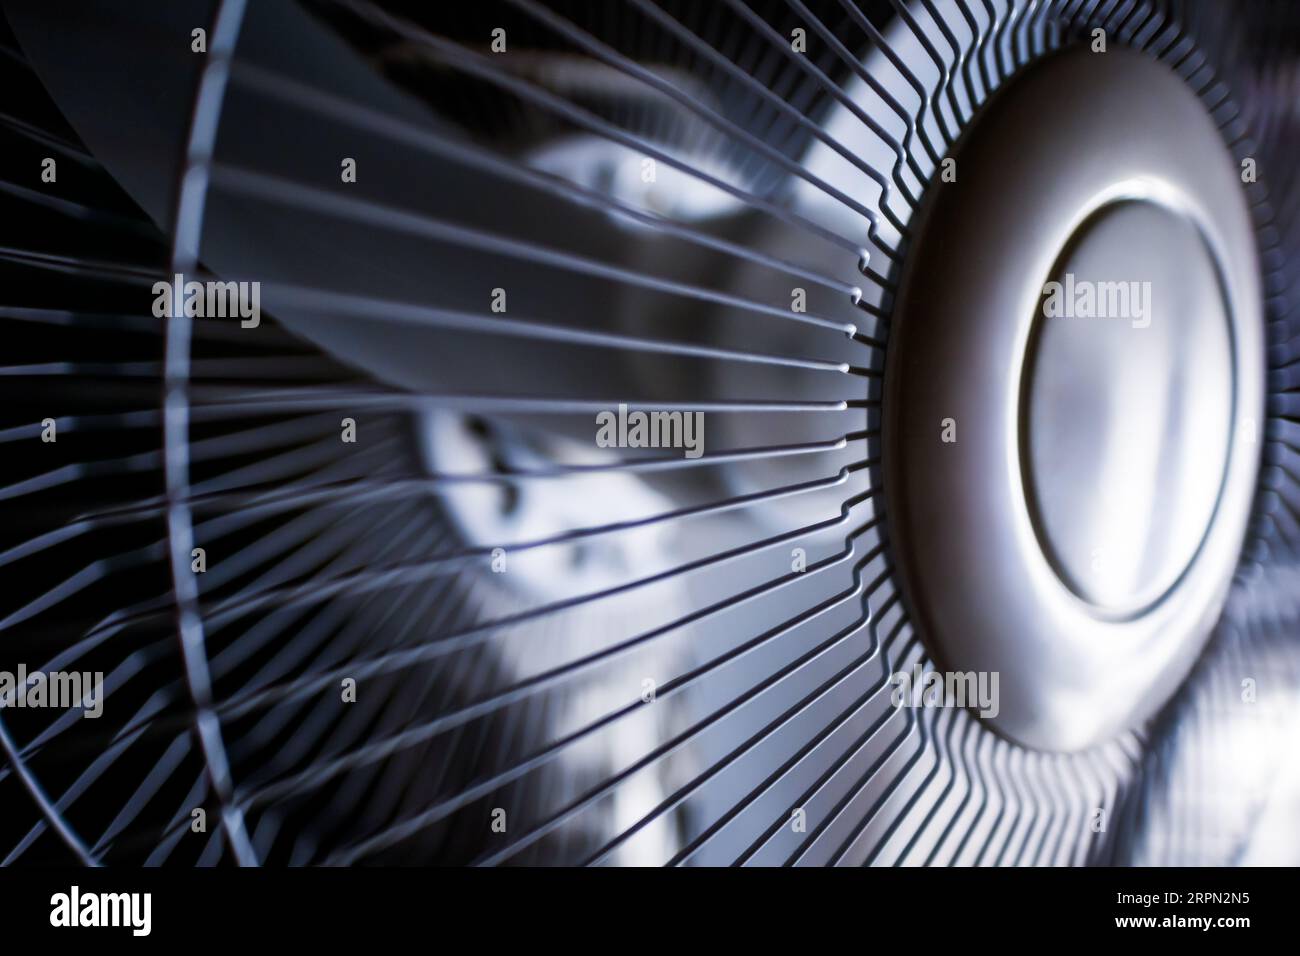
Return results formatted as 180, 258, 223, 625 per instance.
1, 0, 1298, 867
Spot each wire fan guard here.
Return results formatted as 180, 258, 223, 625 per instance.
0, 0, 1299, 866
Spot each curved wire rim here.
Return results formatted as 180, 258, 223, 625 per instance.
161, 0, 258, 867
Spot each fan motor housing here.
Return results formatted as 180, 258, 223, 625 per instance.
884, 47, 1265, 752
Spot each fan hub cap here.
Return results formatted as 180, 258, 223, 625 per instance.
884, 48, 1264, 752
1024, 200, 1234, 614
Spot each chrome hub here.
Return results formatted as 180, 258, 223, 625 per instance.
885, 48, 1265, 752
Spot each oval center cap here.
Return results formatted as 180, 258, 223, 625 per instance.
1023, 201, 1235, 614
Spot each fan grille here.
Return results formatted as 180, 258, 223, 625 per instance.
1, 0, 1298, 866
